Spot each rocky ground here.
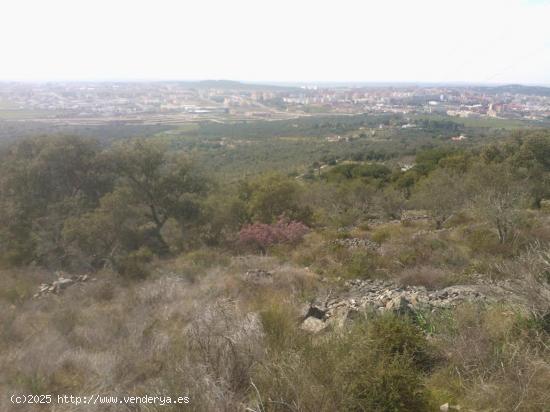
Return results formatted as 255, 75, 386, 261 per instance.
300, 276, 548, 333
33, 266, 549, 338
32, 272, 91, 297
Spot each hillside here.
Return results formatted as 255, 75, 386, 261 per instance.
0, 127, 549, 411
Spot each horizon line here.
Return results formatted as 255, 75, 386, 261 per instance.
1, 78, 550, 88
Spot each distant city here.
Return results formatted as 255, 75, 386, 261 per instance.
0, 81, 548, 126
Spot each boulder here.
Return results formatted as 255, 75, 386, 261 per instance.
301, 317, 327, 333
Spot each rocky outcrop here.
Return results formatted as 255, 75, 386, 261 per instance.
34, 273, 90, 297
300, 278, 517, 333
400, 210, 430, 222
242, 269, 273, 284
330, 238, 380, 251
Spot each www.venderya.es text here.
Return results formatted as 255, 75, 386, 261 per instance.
10, 394, 190, 406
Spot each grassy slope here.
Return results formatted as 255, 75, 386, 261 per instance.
1, 213, 549, 411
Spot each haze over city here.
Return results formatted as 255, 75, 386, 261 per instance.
1, 0, 549, 85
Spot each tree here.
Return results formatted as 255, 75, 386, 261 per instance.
110, 140, 208, 255
62, 188, 144, 269
0, 136, 111, 265
513, 133, 550, 207
200, 193, 249, 246
239, 173, 312, 224
410, 169, 466, 229
469, 164, 529, 244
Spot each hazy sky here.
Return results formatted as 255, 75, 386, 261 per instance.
1, 0, 549, 84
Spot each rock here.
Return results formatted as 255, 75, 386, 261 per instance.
303, 304, 326, 320
75, 274, 89, 282
243, 269, 273, 284
52, 277, 74, 293
33, 273, 90, 298
385, 296, 411, 314
440, 402, 461, 411
330, 238, 380, 251
301, 273, 545, 333
301, 317, 327, 333
300, 277, 519, 332
401, 210, 430, 222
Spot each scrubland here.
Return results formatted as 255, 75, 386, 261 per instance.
1, 129, 550, 411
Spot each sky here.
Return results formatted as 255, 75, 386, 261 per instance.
0, 0, 549, 85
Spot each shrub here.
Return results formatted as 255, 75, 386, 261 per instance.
399, 266, 451, 289
367, 313, 433, 370
341, 351, 431, 412
345, 250, 381, 279
260, 302, 304, 351
186, 300, 264, 395
463, 226, 502, 255
253, 314, 434, 412
115, 247, 153, 279
239, 218, 309, 254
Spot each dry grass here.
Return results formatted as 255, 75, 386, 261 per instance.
1, 237, 549, 411
0, 254, 323, 411
398, 266, 454, 289
427, 304, 550, 411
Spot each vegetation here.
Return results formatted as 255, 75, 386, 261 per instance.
1, 118, 549, 411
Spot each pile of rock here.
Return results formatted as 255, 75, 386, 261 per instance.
300, 278, 496, 333
400, 210, 430, 222
34, 273, 90, 298
330, 238, 380, 251
242, 269, 273, 284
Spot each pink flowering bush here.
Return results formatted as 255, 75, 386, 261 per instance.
239, 218, 309, 253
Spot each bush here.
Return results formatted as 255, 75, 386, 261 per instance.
253, 314, 434, 411
239, 218, 309, 254
115, 247, 153, 279
341, 351, 431, 412
367, 313, 433, 370
398, 266, 451, 289
345, 250, 381, 279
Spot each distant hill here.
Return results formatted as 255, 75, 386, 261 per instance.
177, 79, 299, 91
477, 84, 550, 96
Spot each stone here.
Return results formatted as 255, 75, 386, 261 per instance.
301, 317, 327, 333
243, 269, 273, 284
52, 277, 74, 293
299, 274, 540, 333
385, 296, 411, 314
330, 237, 379, 251
34, 273, 90, 297
440, 402, 461, 411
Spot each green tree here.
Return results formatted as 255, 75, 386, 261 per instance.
411, 169, 466, 229
62, 188, 144, 269
469, 164, 529, 244
109, 140, 208, 255
239, 173, 312, 224
0, 136, 110, 265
